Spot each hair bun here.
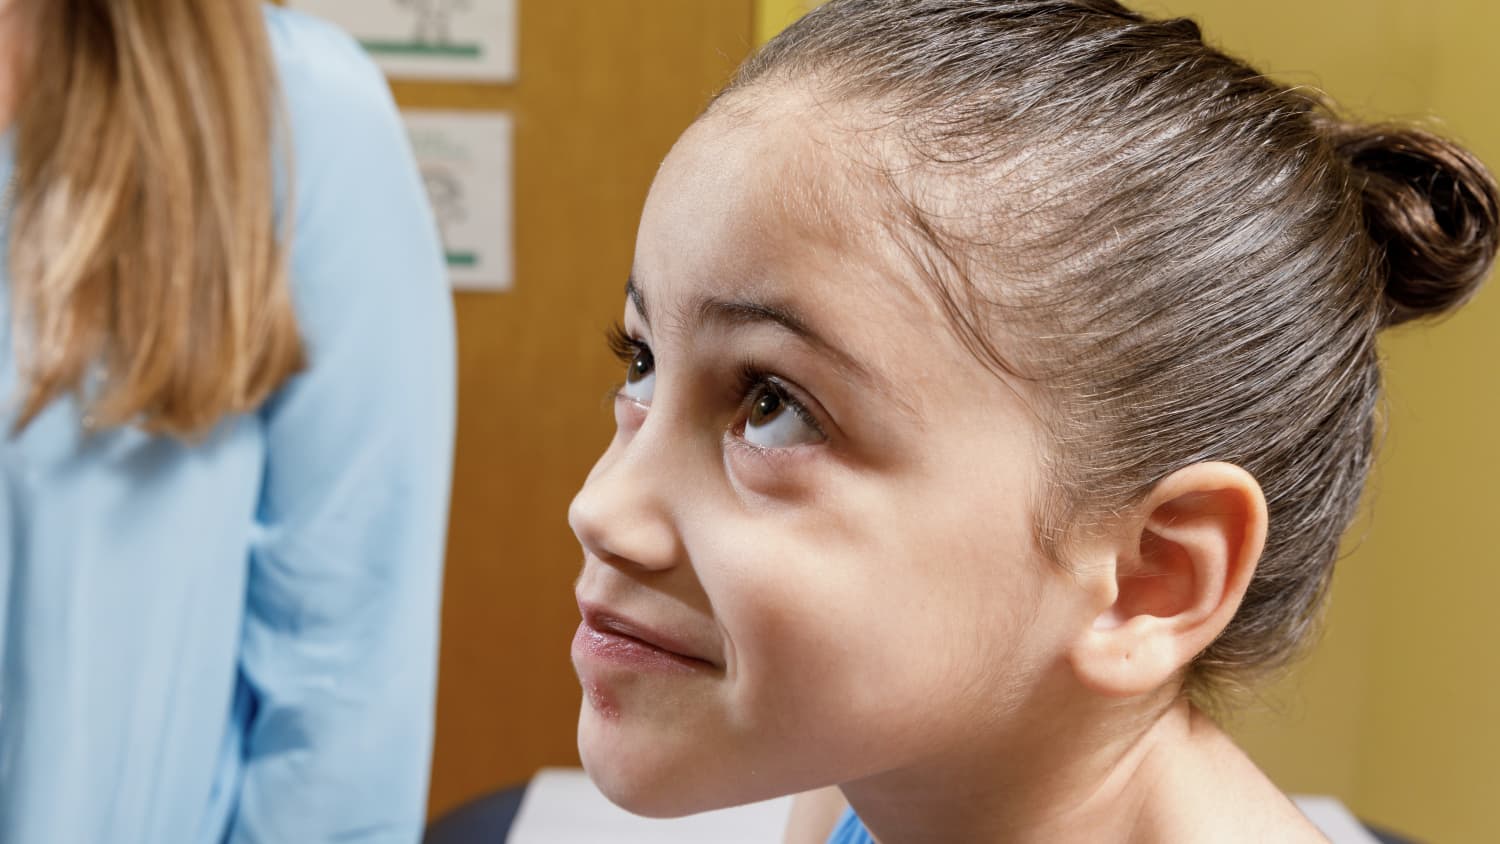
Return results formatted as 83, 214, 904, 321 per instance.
1332, 124, 1500, 326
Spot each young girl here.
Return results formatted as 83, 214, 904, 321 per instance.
567, 1, 1497, 841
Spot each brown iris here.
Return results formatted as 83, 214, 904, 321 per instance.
626, 347, 654, 384
748, 386, 785, 427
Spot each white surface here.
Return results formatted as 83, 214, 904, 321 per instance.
509, 770, 1378, 844
402, 110, 514, 292
291, 0, 518, 82
508, 768, 794, 844
1293, 795, 1381, 844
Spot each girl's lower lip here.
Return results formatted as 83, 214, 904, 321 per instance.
571, 621, 715, 674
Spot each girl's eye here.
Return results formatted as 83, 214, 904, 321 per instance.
608, 324, 655, 404
621, 345, 655, 403
743, 381, 823, 448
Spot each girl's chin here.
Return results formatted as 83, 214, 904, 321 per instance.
580, 754, 717, 818
577, 715, 755, 818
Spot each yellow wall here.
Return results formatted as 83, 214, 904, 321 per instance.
1149, 4, 1499, 841
758, 2, 1498, 840
755, 0, 824, 44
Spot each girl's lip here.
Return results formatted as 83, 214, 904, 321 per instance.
573, 601, 720, 672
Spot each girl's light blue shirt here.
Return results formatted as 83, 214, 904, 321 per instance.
0, 7, 456, 842
828, 808, 875, 844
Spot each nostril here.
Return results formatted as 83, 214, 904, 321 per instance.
566, 438, 683, 572
567, 488, 606, 556
565, 484, 682, 574
567, 478, 640, 569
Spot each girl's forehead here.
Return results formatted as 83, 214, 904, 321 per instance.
637, 125, 897, 339
639, 92, 923, 312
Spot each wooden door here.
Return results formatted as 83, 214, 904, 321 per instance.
388, 1, 757, 817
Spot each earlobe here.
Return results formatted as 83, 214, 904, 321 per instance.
1068, 463, 1268, 698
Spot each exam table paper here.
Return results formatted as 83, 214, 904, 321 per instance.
508, 768, 794, 843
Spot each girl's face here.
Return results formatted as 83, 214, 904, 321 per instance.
569, 93, 1093, 816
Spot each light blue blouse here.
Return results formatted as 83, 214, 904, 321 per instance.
0, 7, 455, 843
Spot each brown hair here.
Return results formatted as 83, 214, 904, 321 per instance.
8, 0, 303, 436
728, 0, 1499, 696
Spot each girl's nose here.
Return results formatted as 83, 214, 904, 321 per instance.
567, 426, 686, 574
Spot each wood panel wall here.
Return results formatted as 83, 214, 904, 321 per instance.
386, 1, 757, 818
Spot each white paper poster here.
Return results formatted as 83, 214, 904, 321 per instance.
403, 110, 514, 292
291, 0, 518, 82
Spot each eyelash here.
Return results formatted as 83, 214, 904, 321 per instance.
731, 362, 825, 440
605, 323, 826, 440
606, 323, 642, 365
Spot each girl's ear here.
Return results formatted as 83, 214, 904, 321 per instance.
1066, 462, 1268, 697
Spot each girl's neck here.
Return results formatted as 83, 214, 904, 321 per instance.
841, 697, 1322, 844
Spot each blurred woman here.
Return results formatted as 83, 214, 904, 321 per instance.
0, 2, 455, 841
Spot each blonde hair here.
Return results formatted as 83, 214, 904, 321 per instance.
9, 0, 303, 436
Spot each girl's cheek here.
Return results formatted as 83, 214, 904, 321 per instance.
721, 436, 828, 501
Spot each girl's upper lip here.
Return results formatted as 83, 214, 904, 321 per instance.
577, 599, 720, 668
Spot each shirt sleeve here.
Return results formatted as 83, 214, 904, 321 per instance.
225, 15, 456, 842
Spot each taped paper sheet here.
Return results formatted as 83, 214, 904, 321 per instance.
403, 110, 514, 292
291, 0, 518, 82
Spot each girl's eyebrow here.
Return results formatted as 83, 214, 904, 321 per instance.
625, 275, 918, 419
626, 277, 649, 327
